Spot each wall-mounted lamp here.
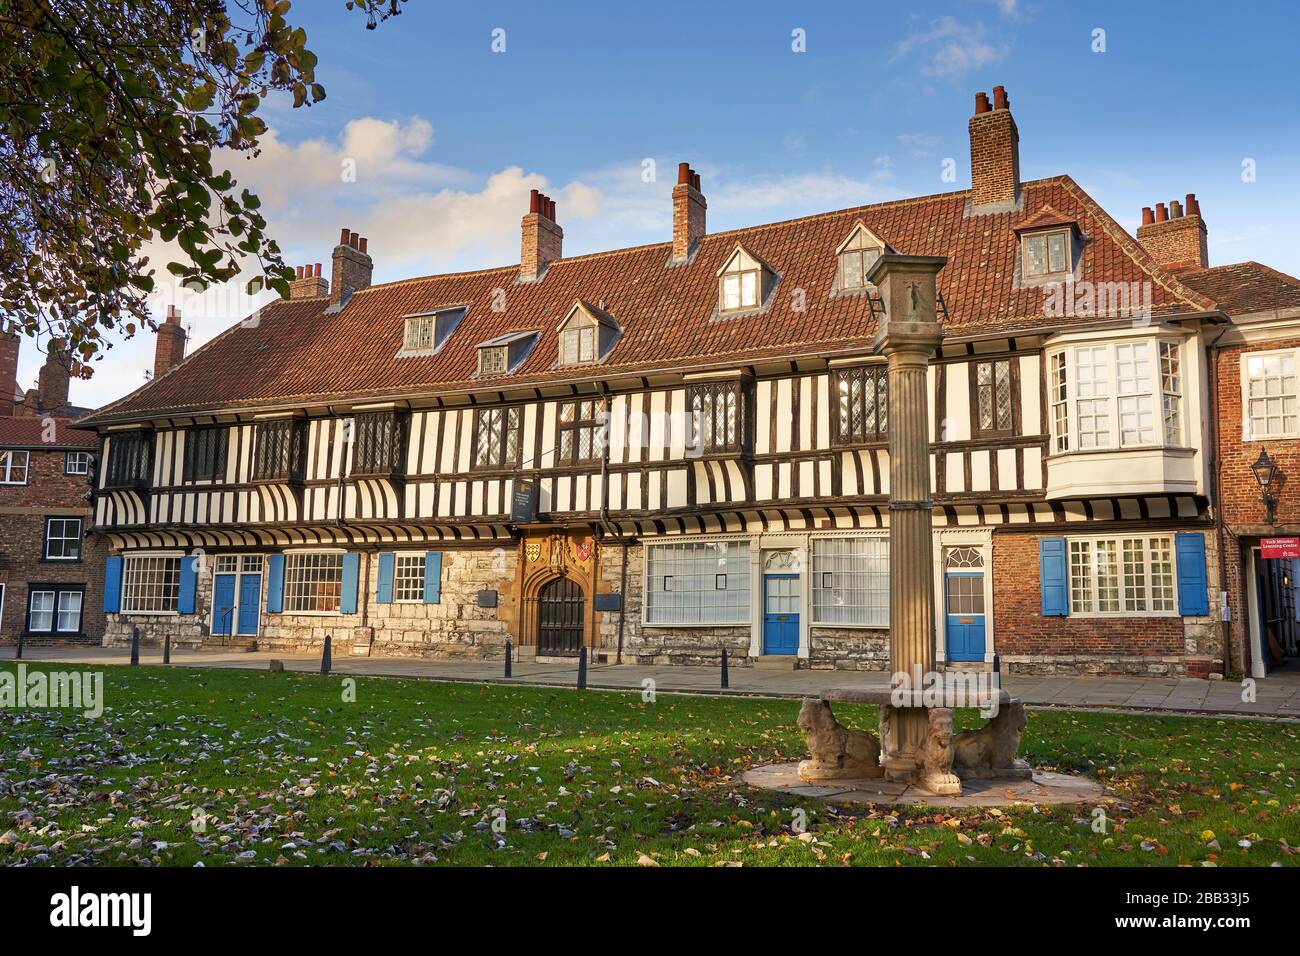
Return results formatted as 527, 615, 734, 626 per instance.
1251, 448, 1282, 525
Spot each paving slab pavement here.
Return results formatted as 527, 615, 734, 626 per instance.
6, 646, 1300, 719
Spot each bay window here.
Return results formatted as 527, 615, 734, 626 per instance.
1067, 535, 1175, 615
1048, 340, 1185, 452
645, 541, 750, 625
811, 537, 889, 626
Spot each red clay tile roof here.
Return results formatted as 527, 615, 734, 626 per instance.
1013, 204, 1077, 233
81, 175, 1218, 425
1178, 261, 1300, 316
0, 416, 98, 449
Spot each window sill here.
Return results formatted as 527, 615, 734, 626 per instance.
119, 610, 179, 617
641, 620, 751, 629
810, 621, 888, 630
1064, 611, 1180, 619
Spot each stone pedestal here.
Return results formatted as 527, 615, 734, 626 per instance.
870, 253, 947, 777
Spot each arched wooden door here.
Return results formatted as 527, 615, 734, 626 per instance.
538, 577, 585, 657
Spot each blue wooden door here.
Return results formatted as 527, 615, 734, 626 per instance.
212, 574, 236, 635
237, 574, 262, 635
944, 570, 986, 662
763, 574, 799, 655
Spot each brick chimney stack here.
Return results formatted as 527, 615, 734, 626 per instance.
671, 163, 707, 263
35, 337, 71, 415
1137, 193, 1209, 271
969, 85, 1020, 210
0, 322, 19, 416
289, 261, 329, 299
331, 228, 373, 306
154, 305, 188, 380
520, 189, 563, 282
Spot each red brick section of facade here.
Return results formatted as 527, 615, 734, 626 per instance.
1212, 336, 1300, 674
993, 533, 1186, 673
0, 417, 104, 647
968, 86, 1019, 208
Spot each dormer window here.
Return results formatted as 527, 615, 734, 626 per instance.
401, 306, 465, 357
477, 331, 538, 376
1023, 230, 1070, 278
717, 246, 772, 314
557, 301, 621, 367
836, 224, 886, 291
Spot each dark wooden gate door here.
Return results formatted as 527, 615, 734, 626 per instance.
538, 577, 584, 657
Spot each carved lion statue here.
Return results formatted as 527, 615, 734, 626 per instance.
916, 708, 962, 796
952, 700, 1031, 778
796, 698, 883, 781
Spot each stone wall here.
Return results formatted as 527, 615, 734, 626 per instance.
808, 627, 888, 670
106, 545, 518, 660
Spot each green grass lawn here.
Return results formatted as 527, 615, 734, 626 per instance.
0, 662, 1295, 867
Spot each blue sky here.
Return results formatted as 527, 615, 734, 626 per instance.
35, 0, 1300, 409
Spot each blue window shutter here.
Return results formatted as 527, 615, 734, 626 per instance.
340, 552, 361, 614
266, 554, 285, 613
1040, 537, 1069, 616
178, 555, 199, 614
424, 551, 442, 604
376, 552, 395, 604
1176, 532, 1209, 616
103, 556, 123, 613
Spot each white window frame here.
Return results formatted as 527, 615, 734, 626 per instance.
43, 516, 82, 561
393, 552, 426, 603
1241, 347, 1300, 440
1022, 229, 1071, 279
64, 451, 92, 475
283, 550, 345, 615
403, 315, 435, 353
1066, 534, 1177, 617
0, 449, 29, 484
27, 588, 82, 634
121, 552, 183, 615
1047, 339, 1185, 453
643, 539, 751, 626
810, 536, 889, 627
478, 346, 508, 375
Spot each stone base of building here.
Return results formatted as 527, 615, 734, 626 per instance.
1002, 653, 1224, 678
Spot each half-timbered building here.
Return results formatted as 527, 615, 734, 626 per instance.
80, 86, 1251, 676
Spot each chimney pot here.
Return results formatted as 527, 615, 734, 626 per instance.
359, 237, 368, 254
678, 162, 691, 184
975, 91, 991, 114
993, 85, 1009, 110
1170, 200, 1183, 219
340, 228, 351, 246
314, 262, 322, 278
1186, 193, 1199, 216
296, 265, 304, 280
530, 188, 540, 214
1141, 206, 1155, 225
1155, 203, 1169, 222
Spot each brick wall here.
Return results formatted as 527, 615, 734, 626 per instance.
0, 447, 104, 646
968, 88, 1019, 209
992, 531, 1220, 676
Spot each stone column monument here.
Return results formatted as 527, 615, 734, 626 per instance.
868, 253, 948, 777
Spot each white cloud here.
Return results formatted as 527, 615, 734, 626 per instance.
52, 118, 899, 410
893, 17, 1010, 78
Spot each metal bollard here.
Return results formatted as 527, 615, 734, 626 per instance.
721, 647, 729, 689
163, 632, 172, 665
130, 626, 140, 666
577, 646, 587, 690
504, 639, 512, 678
321, 634, 332, 675
15, 630, 23, 660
